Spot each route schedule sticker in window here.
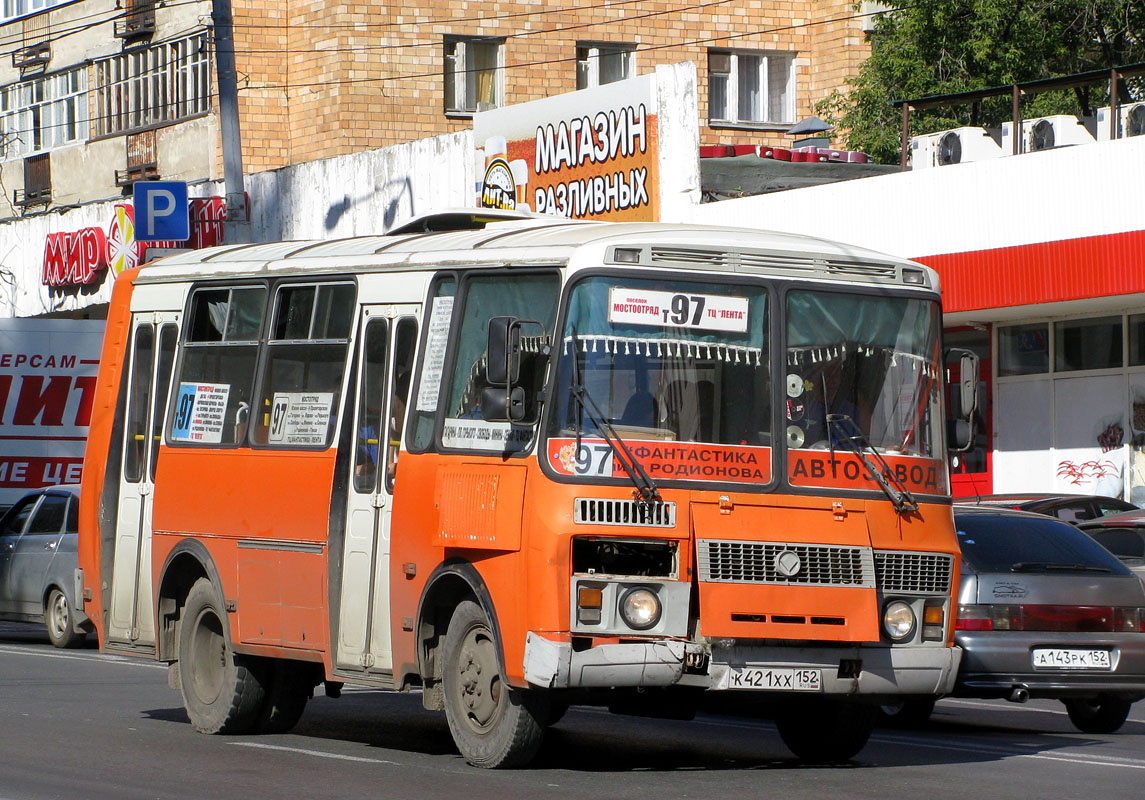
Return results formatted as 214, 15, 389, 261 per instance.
608, 287, 750, 333
268, 392, 334, 446
171, 382, 230, 444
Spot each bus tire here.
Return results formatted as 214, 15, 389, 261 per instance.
442, 600, 547, 768
877, 697, 936, 727
178, 578, 266, 734
776, 699, 876, 763
1063, 696, 1132, 734
253, 660, 312, 734
45, 588, 83, 649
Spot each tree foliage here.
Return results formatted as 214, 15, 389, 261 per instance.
820, 1, 1145, 162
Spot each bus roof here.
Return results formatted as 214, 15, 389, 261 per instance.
137, 216, 937, 291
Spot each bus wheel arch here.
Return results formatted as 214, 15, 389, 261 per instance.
415, 562, 505, 711
156, 541, 223, 663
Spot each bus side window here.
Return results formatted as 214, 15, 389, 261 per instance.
172, 286, 266, 447
386, 317, 418, 492
256, 283, 355, 449
353, 318, 389, 493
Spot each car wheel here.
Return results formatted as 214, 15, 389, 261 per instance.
45, 588, 83, 649
441, 600, 548, 768
178, 578, 266, 734
776, 699, 877, 763
1063, 696, 1133, 734
877, 698, 936, 727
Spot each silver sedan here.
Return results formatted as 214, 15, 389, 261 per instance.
0, 485, 90, 648
881, 505, 1145, 733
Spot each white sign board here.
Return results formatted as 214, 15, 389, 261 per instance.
0, 319, 104, 508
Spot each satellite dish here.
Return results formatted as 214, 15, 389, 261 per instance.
1126, 104, 1145, 137
936, 131, 962, 165
1029, 119, 1056, 151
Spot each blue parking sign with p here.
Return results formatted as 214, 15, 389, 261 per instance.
134, 181, 190, 241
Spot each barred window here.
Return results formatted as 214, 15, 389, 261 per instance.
0, 67, 88, 160
93, 34, 210, 137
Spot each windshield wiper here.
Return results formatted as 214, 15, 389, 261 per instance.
568, 328, 659, 503
826, 413, 918, 515
1010, 562, 1111, 573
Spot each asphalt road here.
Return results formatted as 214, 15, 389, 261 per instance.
2, 622, 1144, 799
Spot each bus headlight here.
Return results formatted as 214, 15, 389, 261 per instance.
883, 600, 916, 641
619, 587, 661, 630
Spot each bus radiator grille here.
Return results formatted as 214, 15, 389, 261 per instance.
696, 540, 876, 588
873, 551, 954, 595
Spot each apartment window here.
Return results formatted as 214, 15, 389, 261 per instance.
93, 34, 210, 137
576, 42, 635, 90
444, 36, 504, 115
0, 67, 88, 160
2, 0, 71, 25
708, 49, 795, 126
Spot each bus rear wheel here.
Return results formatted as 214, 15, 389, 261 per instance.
441, 600, 548, 768
254, 660, 312, 734
178, 578, 266, 734
776, 699, 877, 763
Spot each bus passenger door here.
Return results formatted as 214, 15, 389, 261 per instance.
107, 314, 178, 649
337, 307, 419, 674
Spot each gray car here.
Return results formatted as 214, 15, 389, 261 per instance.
1076, 509, 1145, 583
881, 506, 1145, 733
0, 485, 90, 648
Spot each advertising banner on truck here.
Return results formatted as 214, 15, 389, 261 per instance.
0, 319, 103, 509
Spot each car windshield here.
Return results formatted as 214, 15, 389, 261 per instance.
545, 275, 771, 485
956, 512, 1132, 575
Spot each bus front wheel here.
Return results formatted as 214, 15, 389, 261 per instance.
441, 599, 548, 768
178, 578, 266, 734
776, 699, 877, 763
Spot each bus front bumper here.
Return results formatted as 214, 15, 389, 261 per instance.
523, 632, 962, 696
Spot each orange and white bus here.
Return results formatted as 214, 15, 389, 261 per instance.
79, 211, 973, 767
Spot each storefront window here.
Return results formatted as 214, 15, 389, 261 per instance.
1129, 313, 1145, 367
1055, 316, 1122, 372
998, 323, 1048, 376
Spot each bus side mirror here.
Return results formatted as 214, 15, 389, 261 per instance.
947, 418, 972, 451
486, 316, 520, 387
482, 316, 549, 423
957, 351, 979, 418
944, 348, 980, 453
483, 316, 526, 422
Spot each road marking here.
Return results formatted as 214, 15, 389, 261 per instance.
0, 644, 165, 669
233, 742, 399, 765
873, 732, 1145, 770
941, 698, 1067, 716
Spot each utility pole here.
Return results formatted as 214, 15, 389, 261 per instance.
213, 0, 251, 243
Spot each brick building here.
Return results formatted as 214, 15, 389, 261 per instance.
1, 0, 879, 211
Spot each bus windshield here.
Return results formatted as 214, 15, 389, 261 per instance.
784, 290, 947, 495
545, 275, 772, 485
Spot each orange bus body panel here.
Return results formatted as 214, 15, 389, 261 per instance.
78, 267, 142, 642
151, 448, 337, 655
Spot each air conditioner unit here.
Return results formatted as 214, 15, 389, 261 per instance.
1000, 115, 1095, 154
1096, 102, 1145, 141
909, 127, 1002, 169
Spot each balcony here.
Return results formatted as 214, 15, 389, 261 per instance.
115, 163, 161, 187
12, 42, 51, 71
114, 8, 156, 44
13, 186, 52, 208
